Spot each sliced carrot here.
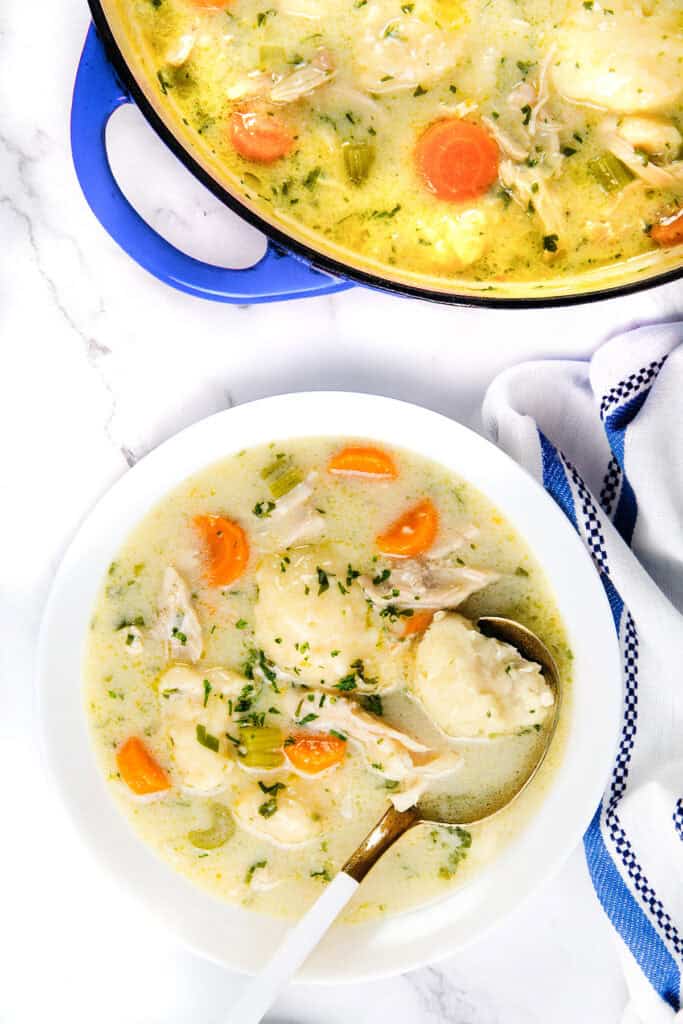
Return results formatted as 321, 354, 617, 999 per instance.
116, 737, 170, 796
376, 498, 439, 558
415, 119, 499, 202
285, 733, 347, 774
328, 445, 398, 480
650, 210, 683, 248
402, 609, 435, 637
229, 109, 294, 164
194, 514, 249, 586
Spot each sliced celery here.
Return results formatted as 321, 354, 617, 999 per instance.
268, 466, 303, 499
188, 803, 235, 850
260, 456, 303, 498
342, 142, 375, 185
587, 153, 634, 192
238, 726, 284, 768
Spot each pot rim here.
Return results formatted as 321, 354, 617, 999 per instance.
85, 0, 683, 308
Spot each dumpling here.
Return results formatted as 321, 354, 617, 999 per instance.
412, 612, 554, 739
159, 665, 243, 792
353, 3, 464, 95
551, 8, 683, 114
254, 548, 411, 692
233, 780, 325, 847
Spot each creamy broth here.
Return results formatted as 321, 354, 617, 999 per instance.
84, 438, 571, 922
112, 0, 682, 293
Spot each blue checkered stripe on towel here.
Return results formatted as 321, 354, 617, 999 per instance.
537, 354, 681, 1012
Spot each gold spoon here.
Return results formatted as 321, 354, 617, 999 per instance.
344, 616, 562, 882
228, 616, 561, 1024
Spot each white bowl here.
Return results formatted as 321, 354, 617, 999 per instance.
38, 392, 622, 982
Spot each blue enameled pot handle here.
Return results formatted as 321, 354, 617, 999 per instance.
70, 25, 352, 303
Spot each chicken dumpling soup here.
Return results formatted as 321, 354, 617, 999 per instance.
85, 438, 571, 922
106, 0, 682, 298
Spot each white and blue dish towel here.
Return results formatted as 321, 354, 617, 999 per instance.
484, 322, 683, 1023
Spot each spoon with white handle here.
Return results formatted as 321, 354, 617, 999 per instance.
227, 616, 561, 1024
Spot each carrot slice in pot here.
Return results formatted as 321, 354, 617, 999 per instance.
402, 609, 435, 636
117, 737, 170, 795
194, 514, 249, 586
650, 210, 683, 248
230, 109, 294, 163
285, 733, 347, 774
376, 498, 439, 558
415, 119, 499, 202
328, 445, 398, 479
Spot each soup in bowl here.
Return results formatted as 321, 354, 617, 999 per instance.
38, 394, 621, 978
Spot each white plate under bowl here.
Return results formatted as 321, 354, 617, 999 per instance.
37, 392, 622, 983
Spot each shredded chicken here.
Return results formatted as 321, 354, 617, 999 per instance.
507, 81, 536, 111
499, 159, 565, 237
603, 131, 683, 188
154, 566, 203, 663
262, 473, 325, 547
270, 61, 336, 103
528, 45, 555, 137
226, 71, 272, 101
360, 558, 499, 611
280, 688, 461, 812
482, 115, 529, 162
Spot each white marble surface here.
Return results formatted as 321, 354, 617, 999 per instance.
3, 0, 683, 1020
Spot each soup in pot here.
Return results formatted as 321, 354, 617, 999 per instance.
84, 438, 571, 922
112, 0, 682, 293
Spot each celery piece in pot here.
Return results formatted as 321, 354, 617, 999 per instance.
188, 803, 235, 850
587, 153, 634, 192
343, 142, 375, 185
239, 726, 284, 768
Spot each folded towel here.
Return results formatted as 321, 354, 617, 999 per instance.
483, 322, 683, 1023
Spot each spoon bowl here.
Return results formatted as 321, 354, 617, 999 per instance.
344, 615, 562, 881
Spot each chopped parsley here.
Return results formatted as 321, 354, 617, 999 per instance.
335, 674, 357, 692
362, 694, 384, 716
297, 712, 319, 726
245, 860, 267, 884
317, 566, 330, 594
196, 724, 220, 752
253, 500, 276, 518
